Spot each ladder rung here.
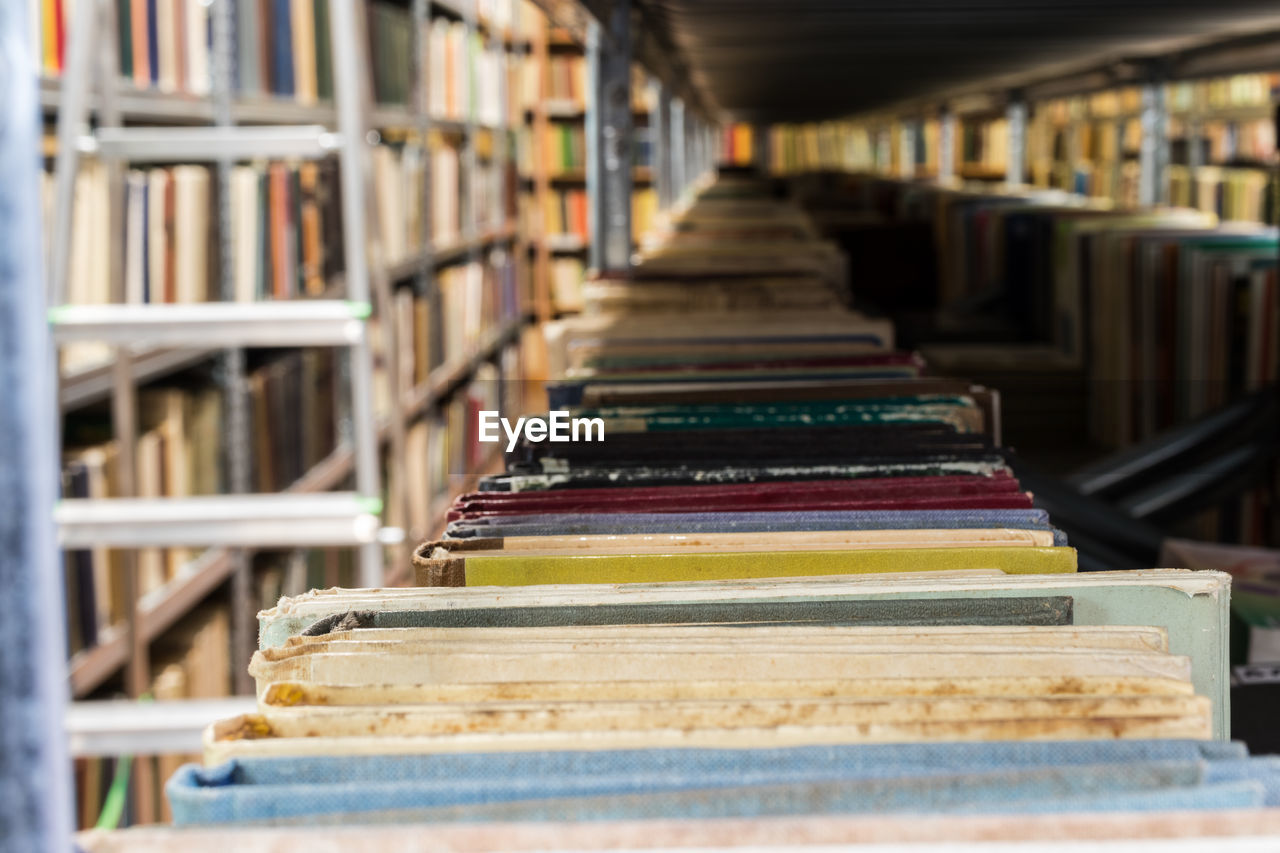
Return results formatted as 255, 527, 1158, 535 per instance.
67, 697, 258, 757
49, 301, 370, 347
56, 493, 382, 548
84, 125, 343, 161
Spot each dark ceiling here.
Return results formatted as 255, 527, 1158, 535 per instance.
639, 0, 1280, 122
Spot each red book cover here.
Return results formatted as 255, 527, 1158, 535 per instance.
268, 164, 288, 299
172, 0, 186, 92
131, 0, 150, 86
455, 474, 1019, 507
53, 0, 65, 71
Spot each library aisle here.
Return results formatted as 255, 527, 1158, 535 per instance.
4, 0, 1280, 850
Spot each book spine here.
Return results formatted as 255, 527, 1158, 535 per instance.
272, 0, 294, 97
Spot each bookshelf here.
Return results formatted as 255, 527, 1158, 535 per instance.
31, 0, 721, 825
530, 27, 659, 312
762, 37, 1280, 550
39, 0, 548, 826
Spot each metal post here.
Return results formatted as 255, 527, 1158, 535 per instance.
92, 3, 157, 816
329, 0, 385, 586
0, 2, 73, 848
670, 98, 686, 197
585, 0, 633, 272
211, 0, 255, 696
1006, 94, 1027, 186
697, 117, 706, 179
48, 0, 97, 310
654, 84, 672, 210
938, 109, 956, 183
413, 0, 433, 284
705, 122, 714, 178
693, 119, 702, 180
689, 116, 700, 183
899, 120, 916, 179
1186, 117, 1203, 173
1139, 75, 1168, 207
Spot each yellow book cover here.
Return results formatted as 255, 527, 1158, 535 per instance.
452, 546, 1077, 587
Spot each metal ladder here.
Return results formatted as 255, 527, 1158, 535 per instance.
47, 0, 398, 613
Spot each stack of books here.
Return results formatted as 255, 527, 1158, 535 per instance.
80, 174, 1280, 850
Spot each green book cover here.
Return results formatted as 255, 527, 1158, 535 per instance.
561, 125, 573, 172
117, 0, 132, 79
313, 0, 332, 100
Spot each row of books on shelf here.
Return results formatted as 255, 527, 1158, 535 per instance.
1030, 117, 1141, 166
71, 325, 531, 826
769, 123, 878, 174
1167, 72, 1280, 113
60, 350, 338, 652
543, 57, 654, 114
47, 157, 343, 358
48, 143, 517, 340
543, 124, 653, 174
1170, 116, 1277, 164
31, 0, 540, 120
30, 0, 214, 93
401, 344, 526, 541
1032, 159, 1140, 207
72, 543, 365, 827
388, 252, 523, 395
426, 16, 541, 125
959, 119, 1009, 174
536, 186, 658, 245
61, 257, 525, 663
1031, 160, 1275, 226
876, 177, 1280, 448
1168, 165, 1276, 224
721, 123, 755, 166
404, 138, 518, 249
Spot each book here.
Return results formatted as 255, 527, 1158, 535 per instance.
257, 569, 1232, 737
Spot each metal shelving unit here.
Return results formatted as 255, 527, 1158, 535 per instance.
43, 0, 719, 768
44, 0, 542, 711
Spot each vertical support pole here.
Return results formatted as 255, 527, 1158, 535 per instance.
462, 0, 479, 245
413, 0, 434, 292
585, 0, 632, 273
0, 3, 73, 848
701, 121, 710, 178
670, 98, 685, 197
691, 115, 702, 181
1139, 75, 1168, 207
692, 115, 702, 181
1006, 93, 1027, 186
49, 0, 96, 310
899, 119, 917, 179
1186, 116, 1203, 172
653, 83, 672, 211
211, 0, 254, 696
95, 0, 157, 819
938, 108, 956, 183
529, 17, 552, 320
329, 0, 385, 587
